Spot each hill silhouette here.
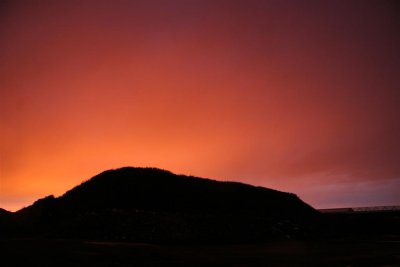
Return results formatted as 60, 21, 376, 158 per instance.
0, 208, 13, 237
0, 208, 10, 215
5, 167, 320, 243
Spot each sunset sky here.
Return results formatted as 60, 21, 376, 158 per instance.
1, 0, 399, 211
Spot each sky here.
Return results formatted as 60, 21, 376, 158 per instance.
1, 0, 399, 211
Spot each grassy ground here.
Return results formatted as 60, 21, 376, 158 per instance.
1, 235, 399, 266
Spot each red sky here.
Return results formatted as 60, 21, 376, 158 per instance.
1, 0, 399, 211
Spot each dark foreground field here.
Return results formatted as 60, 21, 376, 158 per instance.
1, 235, 399, 267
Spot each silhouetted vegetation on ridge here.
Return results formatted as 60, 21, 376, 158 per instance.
0, 208, 10, 215
2, 167, 320, 243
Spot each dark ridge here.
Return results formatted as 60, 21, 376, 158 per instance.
0, 208, 13, 237
0, 208, 11, 215
58, 167, 315, 215
7, 167, 320, 243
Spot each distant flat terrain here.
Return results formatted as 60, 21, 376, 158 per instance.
1, 235, 399, 267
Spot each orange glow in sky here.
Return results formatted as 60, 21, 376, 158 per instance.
1, 0, 399, 211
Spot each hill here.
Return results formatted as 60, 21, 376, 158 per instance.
8, 167, 319, 243
0, 208, 13, 237
0, 208, 11, 215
